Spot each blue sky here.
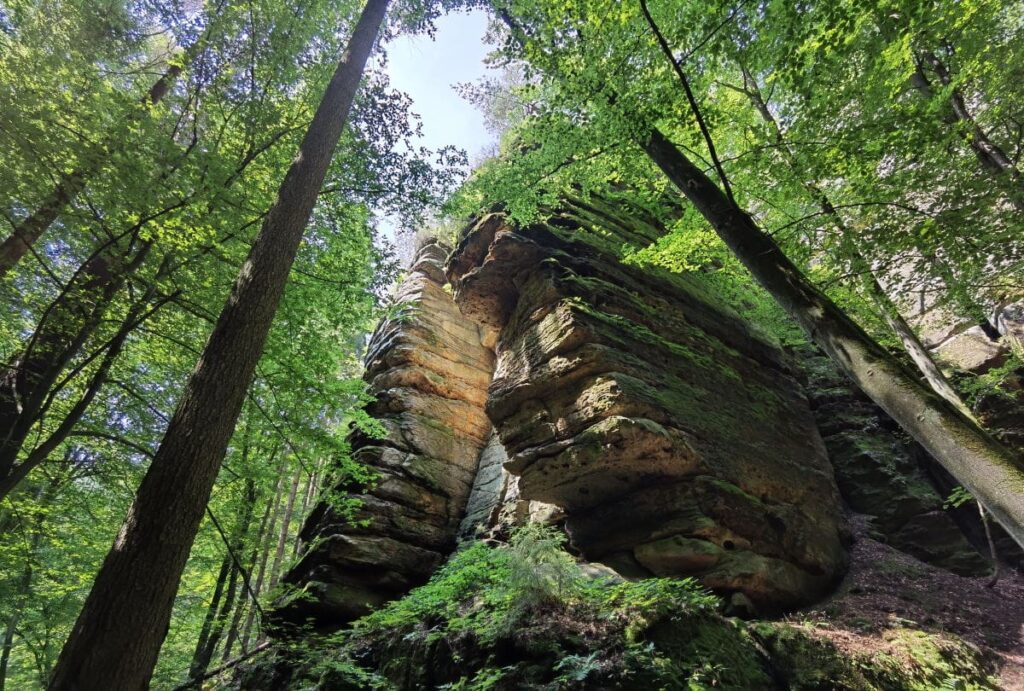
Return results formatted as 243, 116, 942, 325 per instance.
376, 9, 495, 255
386, 9, 495, 161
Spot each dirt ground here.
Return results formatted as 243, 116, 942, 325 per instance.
787, 515, 1024, 688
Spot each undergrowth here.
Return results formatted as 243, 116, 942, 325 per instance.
244, 526, 997, 690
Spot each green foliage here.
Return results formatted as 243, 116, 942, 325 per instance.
944, 486, 974, 510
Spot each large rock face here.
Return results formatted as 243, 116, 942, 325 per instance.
275, 242, 495, 626
447, 208, 848, 611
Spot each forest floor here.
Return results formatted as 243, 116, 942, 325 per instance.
787, 515, 1024, 689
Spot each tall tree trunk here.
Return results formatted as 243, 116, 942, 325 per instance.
220, 489, 275, 662
0, 257, 172, 501
0, 480, 54, 689
737, 67, 973, 418
642, 126, 1024, 548
187, 557, 232, 680
293, 458, 322, 557
0, 237, 152, 498
240, 452, 285, 653
0, 67, 182, 277
910, 51, 1024, 210
268, 462, 302, 589
48, 2, 390, 687
189, 479, 256, 680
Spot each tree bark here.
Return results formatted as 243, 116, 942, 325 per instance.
268, 462, 302, 589
0, 481, 53, 689
910, 51, 1024, 210
642, 126, 1024, 548
48, 1, 389, 687
293, 457, 322, 557
736, 67, 974, 418
0, 238, 152, 498
188, 479, 256, 680
0, 66, 182, 277
187, 556, 232, 680
220, 489, 274, 662
240, 452, 285, 653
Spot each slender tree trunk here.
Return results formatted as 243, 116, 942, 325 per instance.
240, 452, 285, 653
293, 458, 322, 557
0, 237, 152, 498
268, 463, 302, 589
220, 491, 274, 662
49, 2, 390, 687
736, 67, 974, 419
0, 258, 172, 501
642, 126, 1024, 548
0, 480, 56, 688
187, 557, 232, 680
0, 67, 182, 277
189, 480, 256, 680
910, 51, 1024, 210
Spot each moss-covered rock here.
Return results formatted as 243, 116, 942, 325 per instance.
447, 213, 848, 610
230, 534, 999, 691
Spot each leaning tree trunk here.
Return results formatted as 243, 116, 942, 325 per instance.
240, 451, 285, 653
736, 65, 974, 418
48, 1, 390, 687
910, 50, 1024, 211
267, 462, 302, 590
220, 489, 274, 662
0, 67, 181, 277
0, 238, 152, 500
189, 479, 256, 681
642, 126, 1024, 548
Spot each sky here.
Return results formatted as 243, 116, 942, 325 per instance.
386, 9, 496, 162
376, 9, 495, 258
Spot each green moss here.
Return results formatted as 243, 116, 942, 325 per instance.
751, 622, 997, 691
233, 536, 996, 691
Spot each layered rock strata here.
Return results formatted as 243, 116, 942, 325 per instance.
447, 209, 848, 610
276, 242, 495, 626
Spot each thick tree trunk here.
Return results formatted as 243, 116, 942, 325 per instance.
48, 2, 389, 687
642, 126, 1024, 547
0, 67, 181, 277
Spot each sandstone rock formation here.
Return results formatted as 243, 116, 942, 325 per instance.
447, 206, 849, 611
275, 242, 495, 626
272, 198, 1005, 635
797, 346, 990, 575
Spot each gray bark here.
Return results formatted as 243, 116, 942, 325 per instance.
643, 126, 1024, 550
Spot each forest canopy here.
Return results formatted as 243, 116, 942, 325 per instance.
1, 0, 1022, 688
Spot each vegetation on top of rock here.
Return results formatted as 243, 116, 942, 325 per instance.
232, 526, 999, 690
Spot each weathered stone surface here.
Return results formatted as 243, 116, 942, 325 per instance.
934, 325, 1009, 373
447, 209, 848, 610
796, 346, 990, 575
457, 432, 508, 539
275, 242, 496, 627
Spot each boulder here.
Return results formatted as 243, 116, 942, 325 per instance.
448, 209, 848, 610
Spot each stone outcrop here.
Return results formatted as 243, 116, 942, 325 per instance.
274, 242, 495, 626
796, 346, 989, 575
446, 206, 848, 611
